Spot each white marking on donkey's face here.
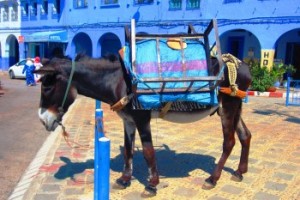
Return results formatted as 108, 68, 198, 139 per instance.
38, 107, 59, 132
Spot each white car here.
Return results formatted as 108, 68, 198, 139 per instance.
8, 59, 27, 79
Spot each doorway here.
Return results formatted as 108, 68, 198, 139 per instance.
28, 43, 43, 58
227, 36, 244, 60
285, 42, 300, 79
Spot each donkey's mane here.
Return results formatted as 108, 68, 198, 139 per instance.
74, 53, 121, 71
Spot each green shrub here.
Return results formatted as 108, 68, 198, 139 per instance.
249, 62, 296, 92
250, 64, 277, 92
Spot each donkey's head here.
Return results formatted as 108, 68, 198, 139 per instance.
35, 57, 77, 132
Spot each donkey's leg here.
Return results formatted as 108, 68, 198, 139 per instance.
203, 97, 241, 189
135, 113, 159, 196
116, 121, 136, 188
231, 117, 251, 182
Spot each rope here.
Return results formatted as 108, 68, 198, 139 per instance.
221, 53, 241, 96
57, 121, 92, 150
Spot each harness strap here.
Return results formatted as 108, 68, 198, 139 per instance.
61, 60, 76, 109
111, 93, 134, 112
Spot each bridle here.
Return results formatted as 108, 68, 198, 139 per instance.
52, 60, 89, 149
57, 60, 76, 122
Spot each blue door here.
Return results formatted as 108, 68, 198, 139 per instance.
228, 36, 244, 60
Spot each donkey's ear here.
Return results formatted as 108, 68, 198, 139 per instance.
34, 66, 57, 75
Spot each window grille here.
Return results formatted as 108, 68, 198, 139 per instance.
3, 5, 9, 21
31, 2, 37, 16
11, 5, 18, 21
134, 0, 154, 5
169, 0, 182, 10
41, 0, 48, 14
186, 0, 200, 9
21, 2, 29, 16
223, 0, 242, 3
53, 0, 61, 14
74, 0, 88, 8
101, 0, 119, 5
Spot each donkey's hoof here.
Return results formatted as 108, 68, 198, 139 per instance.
141, 185, 157, 198
113, 178, 131, 189
202, 178, 216, 190
231, 171, 243, 182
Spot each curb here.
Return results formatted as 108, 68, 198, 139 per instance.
8, 129, 61, 200
247, 90, 286, 98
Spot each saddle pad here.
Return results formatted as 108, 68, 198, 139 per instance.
123, 38, 218, 109
134, 39, 208, 89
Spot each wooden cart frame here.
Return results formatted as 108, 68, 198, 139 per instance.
124, 19, 224, 96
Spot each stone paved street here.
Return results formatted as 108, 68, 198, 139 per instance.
12, 96, 300, 200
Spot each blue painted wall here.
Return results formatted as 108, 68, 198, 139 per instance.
0, 0, 300, 72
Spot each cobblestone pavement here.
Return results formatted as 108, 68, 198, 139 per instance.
12, 96, 300, 200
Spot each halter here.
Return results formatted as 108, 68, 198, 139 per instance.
61, 60, 76, 111
54, 60, 90, 149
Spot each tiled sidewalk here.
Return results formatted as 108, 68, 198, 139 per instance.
12, 96, 300, 200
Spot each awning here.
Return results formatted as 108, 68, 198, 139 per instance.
25, 31, 68, 43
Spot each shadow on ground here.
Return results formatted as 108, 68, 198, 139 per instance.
54, 157, 94, 180
54, 144, 236, 186
110, 144, 233, 185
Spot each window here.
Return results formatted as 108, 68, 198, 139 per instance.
101, 0, 119, 6
169, 0, 182, 10
101, 0, 119, 7
41, 0, 48, 15
186, 0, 200, 9
74, 0, 88, 8
21, 2, 29, 17
31, 2, 37, 16
223, 0, 242, 3
53, 0, 61, 14
134, 0, 154, 5
11, 4, 18, 21
3, 5, 9, 21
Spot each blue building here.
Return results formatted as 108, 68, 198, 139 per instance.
0, 0, 300, 78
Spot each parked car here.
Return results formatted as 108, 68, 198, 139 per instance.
8, 59, 27, 79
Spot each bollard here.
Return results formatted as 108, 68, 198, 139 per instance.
97, 137, 110, 200
96, 100, 101, 109
94, 105, 110, 200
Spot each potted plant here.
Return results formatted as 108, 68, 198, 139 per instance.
275, 64, 296, 88
283, 64, 296, 80
249, 63, 277, 92
270, 63, 286, 88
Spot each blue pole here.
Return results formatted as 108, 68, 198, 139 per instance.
244, 90, 249, 103
98, 137, 110, 200
94, 109, 101, 200
286, 77, 290, 106
94, 103, 110, 200
96, 100, 101, 109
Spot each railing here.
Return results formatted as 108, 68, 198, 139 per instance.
285, 77, 300, 106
